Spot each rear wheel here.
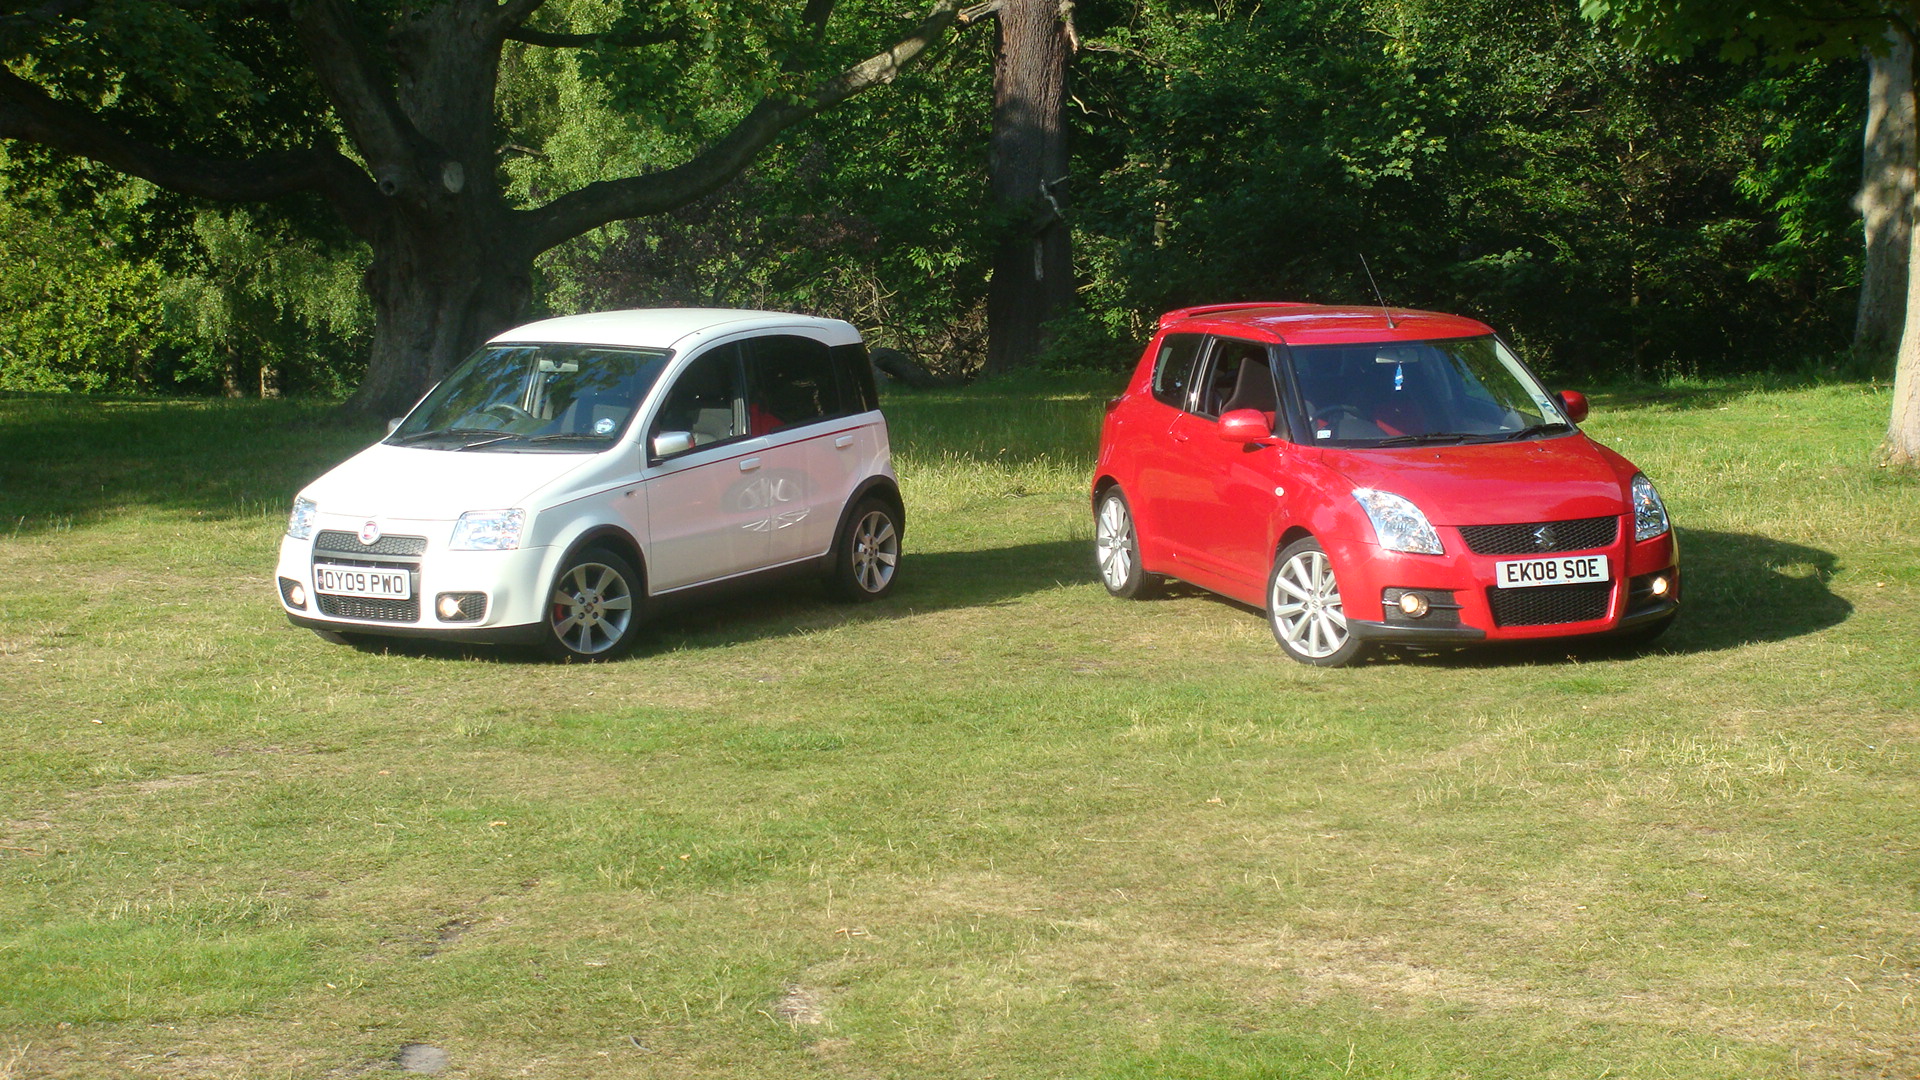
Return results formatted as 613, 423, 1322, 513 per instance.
1095, 489, 1158, 599
542, 547, 642, 660
1268, 537, 1365, 667
829, 497, 900, 601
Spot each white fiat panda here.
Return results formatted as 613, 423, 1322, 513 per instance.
276, 309, 903, 659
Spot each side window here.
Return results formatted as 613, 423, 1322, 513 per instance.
831, 342, 879, 414
1150, 333, 1204, 410
650, 344, 745, 457
1195, 338, 1278, 419
746, 334, 837, 435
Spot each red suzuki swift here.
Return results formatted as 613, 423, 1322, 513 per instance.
1091, 303, 1679, 666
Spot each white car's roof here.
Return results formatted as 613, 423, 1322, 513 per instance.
490, 308, 861, 351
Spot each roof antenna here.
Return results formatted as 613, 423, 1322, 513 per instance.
1359, 254, 1397, 330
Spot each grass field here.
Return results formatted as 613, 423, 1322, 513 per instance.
0, 375, 1916, 1079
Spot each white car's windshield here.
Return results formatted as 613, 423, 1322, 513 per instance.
389, 343, 671, 452
1286, 335, 1570, 446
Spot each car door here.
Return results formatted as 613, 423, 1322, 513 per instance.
741, 332, 851, 566
1127, 332, 1207, 563
642, 343, 774, 592
1159, 336, 1284, 598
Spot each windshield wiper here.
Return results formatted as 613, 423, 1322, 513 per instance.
388, 427, 511, 446
1373, 432, 1483, 446
454, 431, 616, 451
1496, 422, 1572, 441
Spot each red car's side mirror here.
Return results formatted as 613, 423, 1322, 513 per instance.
1217, 408, 1277, 443
1557, 390, 1590, 423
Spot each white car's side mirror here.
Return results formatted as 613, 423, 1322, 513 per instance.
387, 417, 403, 435
651, 430, 694, 458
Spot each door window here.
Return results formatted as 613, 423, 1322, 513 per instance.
1194, 338, 1277, 419
745, 334, 839, 435
650, 345, 745, 457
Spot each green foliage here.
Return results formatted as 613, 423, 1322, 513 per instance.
1066, 0, 1858, 379
0, 154, 370, 396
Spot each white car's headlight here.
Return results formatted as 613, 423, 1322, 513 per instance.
286, 496, 318, 540
1631, 474, 1670, 541
1353, 488, 1443, 555
449, 508, 526, 551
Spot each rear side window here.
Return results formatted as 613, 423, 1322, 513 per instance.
1151, 334, 1204, 409
746, 334, 839, 435
831, 342, 879, 414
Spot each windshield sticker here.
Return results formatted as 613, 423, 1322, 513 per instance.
594, 417, 616, 435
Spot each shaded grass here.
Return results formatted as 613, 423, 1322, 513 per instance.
0, 376, 1916, 1078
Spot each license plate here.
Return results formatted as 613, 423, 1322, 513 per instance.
313, 563, 411, 599
1494, 554, 1610, 589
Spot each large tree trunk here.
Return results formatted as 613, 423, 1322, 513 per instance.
349, 213, 532, 419
1857, 28, 1917, 362
984, 0, 1075, 374
1890, 213, 1920, 465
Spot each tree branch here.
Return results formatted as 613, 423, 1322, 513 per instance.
520, 0, 963, 253
500, 24, 680, 48
0, 67, 380, 230
291, 0, 428, 190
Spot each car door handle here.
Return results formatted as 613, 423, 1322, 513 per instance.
1169, 431, 1190, 444
739, 457, 761, 471
835, 434, 855, 449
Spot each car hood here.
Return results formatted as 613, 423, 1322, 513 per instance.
1319, 434, 1632, 525
299, 442, 592, 520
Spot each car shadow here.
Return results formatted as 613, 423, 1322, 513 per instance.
330, 538, 1093, 663
1372, 527, 1850, 667
311, 527, 1850, 667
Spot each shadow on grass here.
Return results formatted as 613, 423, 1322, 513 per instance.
1124, 527, 1849, 669
314, 527, 1849, 668
317, 538, 1093, 664
1380, 527, 1849, 668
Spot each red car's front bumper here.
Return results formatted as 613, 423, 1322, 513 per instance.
1323, 518, 1680, 646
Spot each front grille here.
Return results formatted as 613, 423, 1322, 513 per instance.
315, 530, 429, 557
1486, 581, 1611, 627
1459, 516, 1618, 556
315, 594, 421, 622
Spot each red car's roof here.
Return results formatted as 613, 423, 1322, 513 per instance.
1157, 303, 1494, 345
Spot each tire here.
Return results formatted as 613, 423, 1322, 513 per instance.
1094, 488, 1159, 599
541, 546, 643, 660
829, 497, 900, 601
1268, 537, 1365, 667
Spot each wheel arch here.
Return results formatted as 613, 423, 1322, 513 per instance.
555, 524, 648, 595
836, 475, 905, 544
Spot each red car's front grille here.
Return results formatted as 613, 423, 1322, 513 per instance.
1458, 516, 1618, 556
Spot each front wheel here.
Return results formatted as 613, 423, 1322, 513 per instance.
542, 547, 642, 660
829, 497, 900, 601
1268, 537, 1365, 667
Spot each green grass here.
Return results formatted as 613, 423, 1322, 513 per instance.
0, 377, 1916, 1079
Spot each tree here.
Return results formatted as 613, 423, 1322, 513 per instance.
0, 0, 964, 417
1582, 0, 1920, 466
978, 0, 1076, 372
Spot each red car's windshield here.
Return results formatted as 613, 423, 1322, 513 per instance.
1285, 335, 1570, 446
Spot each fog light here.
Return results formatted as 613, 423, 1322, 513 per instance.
434, 592, 488, 622
1397, 592, 1430, 618
289, 583, 306, 607
1650, 574, 1671, 598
